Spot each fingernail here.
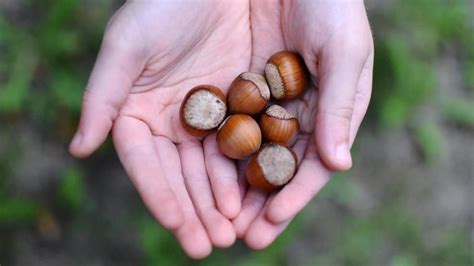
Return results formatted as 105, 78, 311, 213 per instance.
71, 131, 83, 147
335, 143, 351, 165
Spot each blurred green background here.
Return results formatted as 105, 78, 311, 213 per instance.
0, 0, 473, 265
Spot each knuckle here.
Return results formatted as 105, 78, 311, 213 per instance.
336, 30, 373, 61
81, 88, 118, 119
155, 188, 175, 203
318, 105, 353, 123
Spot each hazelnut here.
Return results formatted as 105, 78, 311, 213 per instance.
260, 105, 299, 146
180, 85, 227, 137
216, 114, 261, 159
227, 72, 270, 115
246, 143, 297, 191
265, 51, 308, 100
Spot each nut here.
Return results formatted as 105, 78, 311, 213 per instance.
246, 143, 297, 191
265, 51, 308, 100
180, 85, 227, 137
260, 105, 299, 146
227, 72, 270, 115
216, 114, 261, 159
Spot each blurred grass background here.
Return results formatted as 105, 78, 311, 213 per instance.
0, 0, 473, 265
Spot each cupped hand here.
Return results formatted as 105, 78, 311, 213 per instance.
69, 1, 251, 259
233, 0, 374, 249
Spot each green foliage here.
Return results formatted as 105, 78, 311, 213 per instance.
391, 254, 418, 266
56, 167, 86, 211
306, 205, 473, 266
234, 215, 303, 266
0, 131, 23, 199
370, 0, 472, 129
442, 99, 474, 127
0, 32, 38, 113
138, 216, 192, 266
390, 0, 471, 45
339, 208, 422, 265
413, 121, 443, 162
424, 229, 474, 266
339, 218, 378, 265
337, 208, 419, 265
319, 172, 355, 204
309, 256, 335, 266
372, 36, 435, 127
138, 213, 304, 266
0, 0, 107, 127
49, 70, 84, 113
464, 27, 474, 91
37, 0, 81, 61
0, 198, 38, 223
466, 59, 474, 91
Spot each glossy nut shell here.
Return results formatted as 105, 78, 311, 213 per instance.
259, 105, 299, 146
216, 114, 261, 159
265, 51, 308, 100
227, 72, 270, 115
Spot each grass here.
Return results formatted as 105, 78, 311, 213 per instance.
442, 99, 474, 127
0, 198, 39, 223
413, 121, 443, 162
56, 167, 86, 211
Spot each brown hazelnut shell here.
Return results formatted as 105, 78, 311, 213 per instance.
216, 114, 261, 160
265, 51, 308, 100
246, 143, 298, 192
227, 72, 270, 115
259, 105, 299, 146
180, 85, 227, 138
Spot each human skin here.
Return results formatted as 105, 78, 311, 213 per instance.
69, 0, 373, 259
233, 0, 374, 249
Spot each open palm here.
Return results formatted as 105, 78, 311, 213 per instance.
69, 1, 251, 258
70, 0, 374, 259
232, 0, 374, 249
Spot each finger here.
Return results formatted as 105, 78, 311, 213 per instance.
232, 188, 268, 239
174, 218, 212, 259
314, 33, 372, 171
153, 136, 212, 259
291, 134, 311, 163
244, 194, 291, 250
232, 135, 308, 238
266, 137, 330, 224
248, 0, 287, 73
69, 22, 146, 158
203, 133, 241, 219
178, 140, 236, 248
349, 50, 374, 146
112, 116, 183, 230
237, 160, 249, 199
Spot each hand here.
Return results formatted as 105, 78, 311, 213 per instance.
232, 0, 374, 249
69, 1, 252, 258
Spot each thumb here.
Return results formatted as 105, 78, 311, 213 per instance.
315, 37, 370, 171
69, 25, 145, 158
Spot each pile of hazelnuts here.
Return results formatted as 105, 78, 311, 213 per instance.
180, 51, 308, 192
